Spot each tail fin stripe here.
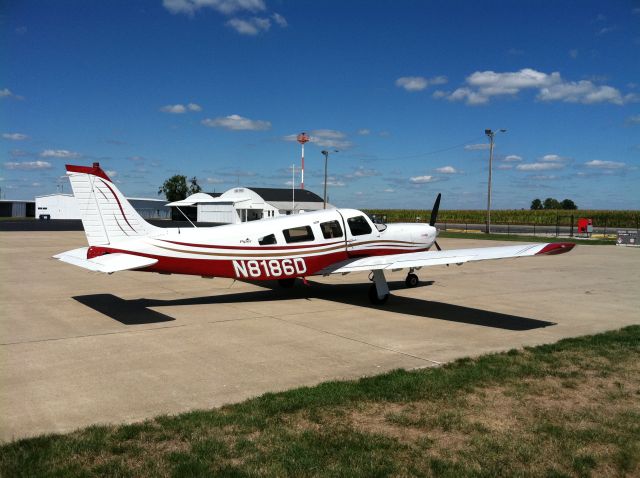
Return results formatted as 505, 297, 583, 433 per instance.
99, 179, 138, 233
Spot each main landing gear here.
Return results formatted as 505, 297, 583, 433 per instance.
368, 269, 422, 304
368, 270, 390, 305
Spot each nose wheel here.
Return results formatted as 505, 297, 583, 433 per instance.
405, 272, 419, 288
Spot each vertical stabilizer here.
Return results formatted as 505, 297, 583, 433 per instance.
66, 163, 161, 246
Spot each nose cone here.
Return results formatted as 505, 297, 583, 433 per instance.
411, 224, 436, 245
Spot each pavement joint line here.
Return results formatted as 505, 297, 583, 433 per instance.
1, 314, 270, 346
265, 315, 443, 366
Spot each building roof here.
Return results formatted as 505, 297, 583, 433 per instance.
248, 187, 323, 203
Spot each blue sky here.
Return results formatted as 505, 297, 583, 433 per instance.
2, 0, 639, 209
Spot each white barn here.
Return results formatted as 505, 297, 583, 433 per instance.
168, 187, 330, 224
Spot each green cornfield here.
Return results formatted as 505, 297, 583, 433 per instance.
363, 209, 640, 228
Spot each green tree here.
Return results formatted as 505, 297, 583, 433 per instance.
158, 175, 201, 202
543, 197, 561, 210
530, 198, 543, 210
560, 198, 578, 210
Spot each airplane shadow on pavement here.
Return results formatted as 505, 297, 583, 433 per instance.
73, 279, 555, 331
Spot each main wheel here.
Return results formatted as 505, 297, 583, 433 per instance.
278, 278, 296, 288
368, 283, 389, 305
405, 273, 419, 288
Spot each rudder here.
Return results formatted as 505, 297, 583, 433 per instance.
66, 162, 161, 246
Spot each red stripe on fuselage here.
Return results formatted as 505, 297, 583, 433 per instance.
86, 246, 350, 279
159, 239, 344, 250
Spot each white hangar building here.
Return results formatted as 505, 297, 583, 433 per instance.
168, 187, 330, 224
35, 194, 171, 220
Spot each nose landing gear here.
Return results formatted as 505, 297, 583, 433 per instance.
405, 272, 420, 288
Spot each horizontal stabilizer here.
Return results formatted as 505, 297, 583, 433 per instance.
53, 247, 157, 273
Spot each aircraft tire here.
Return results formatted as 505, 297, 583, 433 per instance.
405, 273, 419, 288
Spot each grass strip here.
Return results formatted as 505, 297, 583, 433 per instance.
1, 326, 638, 477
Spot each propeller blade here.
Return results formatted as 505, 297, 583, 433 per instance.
429, 193, 441, 226
434, 240, 442, 251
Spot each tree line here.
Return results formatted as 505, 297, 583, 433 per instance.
530, 198, 577, 210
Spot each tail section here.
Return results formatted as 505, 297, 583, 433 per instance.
66, 162, 161, 246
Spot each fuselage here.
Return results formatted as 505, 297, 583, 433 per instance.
86, 208, 436, 280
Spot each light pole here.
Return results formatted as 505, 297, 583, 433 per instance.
321, 149, 338, 209
485, 128, 506, 234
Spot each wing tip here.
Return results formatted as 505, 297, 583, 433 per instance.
536, 242, 576, 256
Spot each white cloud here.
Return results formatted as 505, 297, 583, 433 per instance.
585, 160, 626, 169
516, 163, 564, 171
349, 167, 378, 178
530, 175, 558, 181
538, 81, 627, 105
435, 166, 457, 174
2, 133, 28, 141
383, 188, 395, 193
569, 49, 578, 59
284, 129, 352, 149
357, 128, 370, 136
409, 175, 435, 183
0, 88, 24, 100
4, 161, 52, 170
40, 149, 81, 159
439, 68, 636, 106
464, 143, 490, 151
322, 177, 346, 187
626, 114, 640, 124
396, 77, 428, 91
163, 0, 266, 16
105, 170, 118, 178
497, 164, 513, 170
160, 102, 202, 113
206, 177, 225, 184
272, 12, 287, 27
128, 155, 145, 161
202, 114, 271, 131
395, 75, 447, 92
540, 154, 569, 162
503, 155, 522, 162
227, 17, 271, 35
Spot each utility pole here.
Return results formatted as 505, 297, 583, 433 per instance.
321, 149, 338, 209
485, 128, 506, 234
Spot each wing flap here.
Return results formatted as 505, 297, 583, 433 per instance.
53, 247, 158, 273
320, 242, 574, 275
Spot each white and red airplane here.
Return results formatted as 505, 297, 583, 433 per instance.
54, 163, 575, 304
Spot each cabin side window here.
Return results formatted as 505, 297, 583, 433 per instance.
320, 220, 343, 239
347, 216, 372, 236
283, 225, 315, 243
258, 233, 277, 245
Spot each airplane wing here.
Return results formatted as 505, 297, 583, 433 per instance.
53, 247, 158, 273
318, 242, 575, 275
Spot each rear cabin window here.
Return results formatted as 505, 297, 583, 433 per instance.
320, 220, 343, 239
347, 216, 372, 236
258, 234, 277, 245
283, 225, 315, 243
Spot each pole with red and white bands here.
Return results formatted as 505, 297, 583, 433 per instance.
297, 132, 309, 190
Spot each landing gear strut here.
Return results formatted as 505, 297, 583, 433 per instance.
368, 269, 390, 305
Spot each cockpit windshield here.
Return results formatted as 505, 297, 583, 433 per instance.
366, 213, 387, 232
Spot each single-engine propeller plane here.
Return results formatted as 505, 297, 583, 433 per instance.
55, 163, 575, 304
